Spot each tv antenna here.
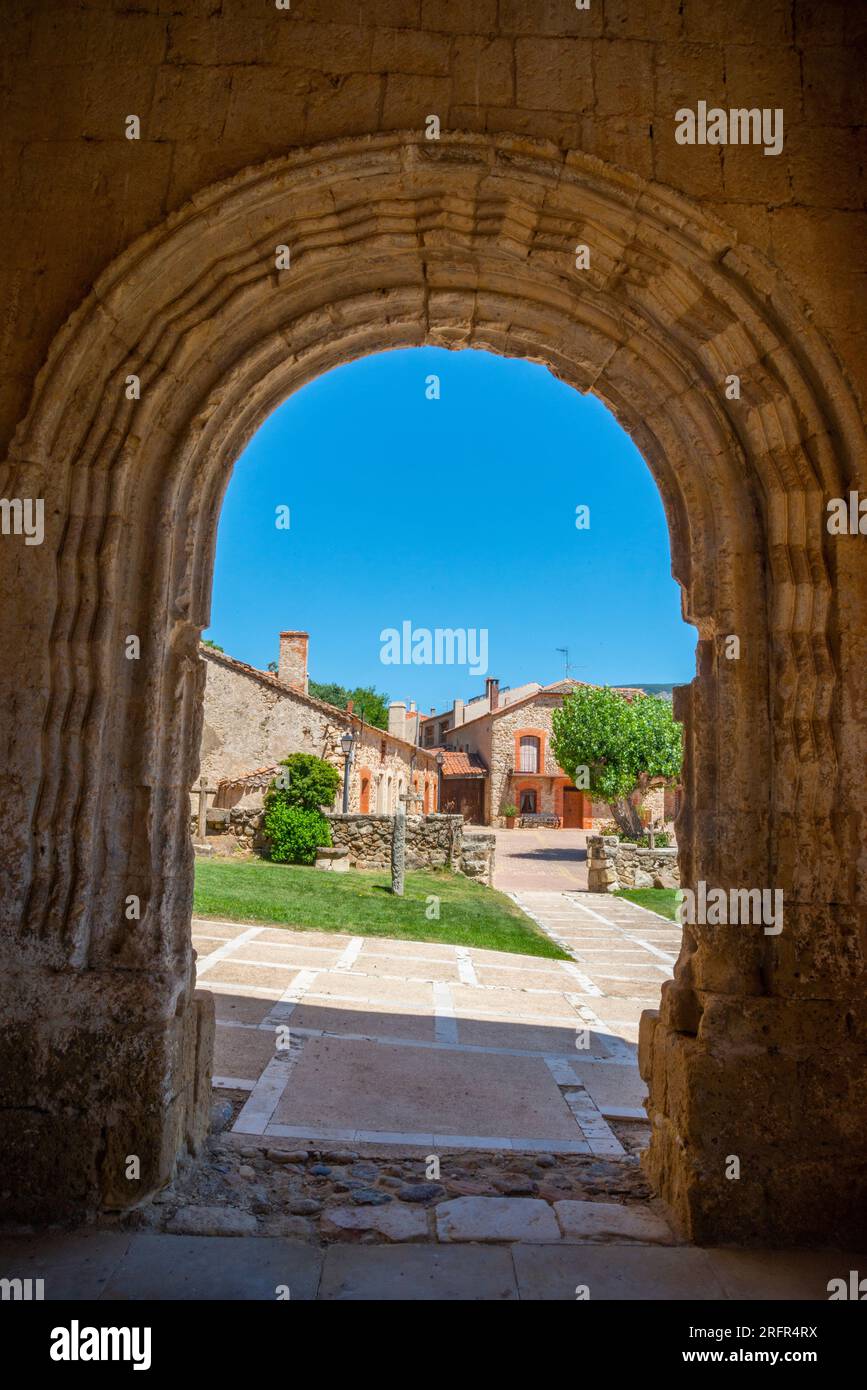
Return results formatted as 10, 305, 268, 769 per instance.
556, 646, 572, 680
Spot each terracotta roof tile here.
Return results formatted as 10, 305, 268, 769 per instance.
441, 750, 488, 778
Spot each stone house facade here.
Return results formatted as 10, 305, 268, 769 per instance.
198, 630, 439, 818
434, 678, 669, 830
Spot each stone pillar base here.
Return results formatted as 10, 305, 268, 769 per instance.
0, 972, 214, 1224
639, 991, 867, 1246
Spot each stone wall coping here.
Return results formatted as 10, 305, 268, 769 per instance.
326, 812, 463, 824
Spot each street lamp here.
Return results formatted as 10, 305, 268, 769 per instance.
435, 749, 445, 812
340, 728, 355, 813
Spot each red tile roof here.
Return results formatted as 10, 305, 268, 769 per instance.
440, 750, 488, 778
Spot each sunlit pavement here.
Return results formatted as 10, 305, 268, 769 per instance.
492, 827, 590, 893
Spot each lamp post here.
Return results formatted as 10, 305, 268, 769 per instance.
340, 728, 355, 813
435, 749, 445, 812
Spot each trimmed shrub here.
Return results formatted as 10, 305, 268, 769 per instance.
263, 801, 332, 865
274, 752, 341, 812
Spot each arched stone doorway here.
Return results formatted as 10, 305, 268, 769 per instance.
2, 133, 864, 1242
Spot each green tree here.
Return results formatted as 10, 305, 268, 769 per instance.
308, 681, 390, 731
270, 752, 340, 811
201, 638, 224, 652
550, 686, 682, 836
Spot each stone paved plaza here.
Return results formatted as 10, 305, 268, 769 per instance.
5, 887, 864, 1300
491, 827, 590, 893
198, 882, 678, 1153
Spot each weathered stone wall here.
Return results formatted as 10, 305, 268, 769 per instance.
200, 647, 438, 814
587, 834, 681, 892
1, 1, 864, 1244
190, 805, 265, 853
192, 807, 495, 881
3, 0, 865, 455
326, 812, 494, 883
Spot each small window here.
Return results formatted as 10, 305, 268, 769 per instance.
520, 790, 537, 814
519, 735, 540, 773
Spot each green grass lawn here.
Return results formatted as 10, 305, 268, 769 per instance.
614, 887, 682, 922
193, 857, 569, 959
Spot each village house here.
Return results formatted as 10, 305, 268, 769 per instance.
197, 630, 439, 818
405, 677, 679, 829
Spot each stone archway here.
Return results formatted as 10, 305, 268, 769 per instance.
2, 133, 864, 1241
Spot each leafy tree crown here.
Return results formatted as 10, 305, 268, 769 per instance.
266, 752, 340, 812
308, 681, 390, 731
550, 686, 682, 802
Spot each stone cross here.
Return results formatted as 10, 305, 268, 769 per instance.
391, 787, 424, 896
193, 776, 218, 841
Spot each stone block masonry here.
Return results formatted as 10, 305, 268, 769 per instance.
587, 835, 681, 893
1, 1, 864, 1246
193, 810, 496, 885
327, 814, 495, 885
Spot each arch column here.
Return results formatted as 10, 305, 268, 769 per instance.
0, 134, 863, 1239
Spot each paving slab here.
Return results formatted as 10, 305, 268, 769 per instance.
269, 1036, 583, 1139
492, 828, 589, 892
100, 1235, 322, 1301
349, 956, 461, 983
203, 961, 301, 990
472, 964, 577, 991
287, 1002, 437, 1042
190, 919, 248, 939
436, 1196, 561, 1243
554, 1200, 674, 1243
234, 942, 343, 968
248, 925, 354, 949
320, 1243, 518, 1300
308, 974, 434, 1008
195, 895, 666, 1161
569, 1060, 649, 1110
321, 1204, 429, 1242
0, 1232, 133, 1301
214, 1025, 280, 1077
701, 1247, 867, 1301
356, 938, 462, 962
512, 1244, 728, 1300
212, 992, 276, 1027
451, 984, 580, 1021
453, 1018, 584, 1054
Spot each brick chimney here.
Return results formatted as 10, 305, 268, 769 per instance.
486, 677, 500, 711
278, 630, 309, 694
388, 701, 406, 739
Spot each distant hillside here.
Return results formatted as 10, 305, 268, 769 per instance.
621, 682, 679, 699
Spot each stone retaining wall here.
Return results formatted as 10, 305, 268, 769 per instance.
586, 835, 680, 893
328, 813, 495, 885
191, 810, 495, 884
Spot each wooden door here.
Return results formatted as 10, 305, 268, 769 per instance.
562, 787, 586, 828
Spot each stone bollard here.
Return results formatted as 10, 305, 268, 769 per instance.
391, 808, 406, 896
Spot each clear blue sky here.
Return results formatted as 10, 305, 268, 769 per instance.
206, 347, 696, 710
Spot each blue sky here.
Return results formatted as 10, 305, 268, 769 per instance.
206, 347, 696, 710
